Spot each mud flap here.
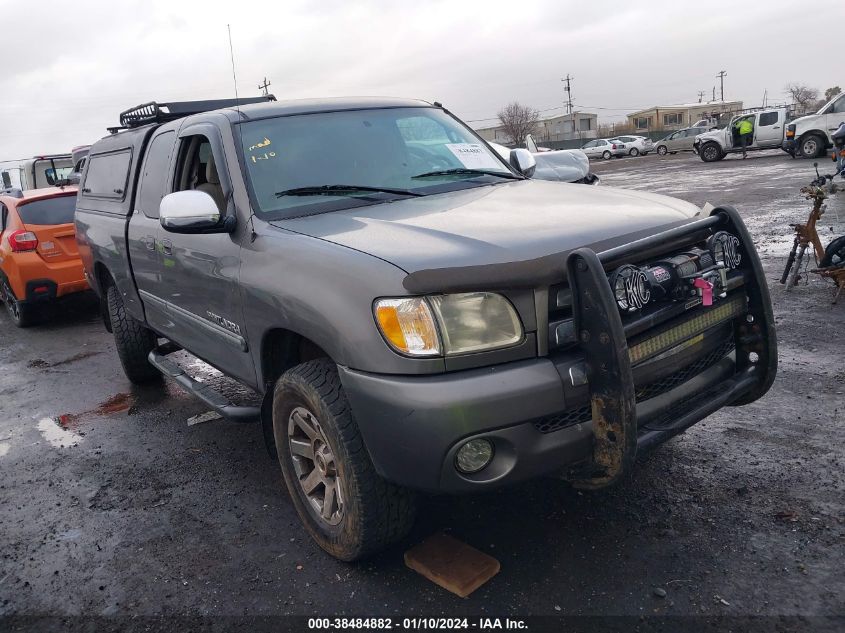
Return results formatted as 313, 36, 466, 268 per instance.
565, 248, 637, 489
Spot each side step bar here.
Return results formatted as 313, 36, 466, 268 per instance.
148, 347, 260, 422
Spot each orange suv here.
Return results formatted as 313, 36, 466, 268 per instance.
0, 187, 89, 327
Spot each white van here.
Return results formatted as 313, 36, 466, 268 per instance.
785, 92, 845, 158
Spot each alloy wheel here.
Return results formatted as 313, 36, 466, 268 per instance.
287, 406, 344, 526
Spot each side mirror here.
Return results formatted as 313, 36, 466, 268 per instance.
160, 190, 227, 233
509, 148, 536, 178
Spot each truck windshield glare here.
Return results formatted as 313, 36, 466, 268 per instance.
239, 107, 514, 217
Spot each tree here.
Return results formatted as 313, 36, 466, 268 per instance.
497, 102, 540, 146
824, 86, 842, 102
785, 83, 819, 110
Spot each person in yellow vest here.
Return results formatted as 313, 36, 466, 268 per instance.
734, 116, 754, 159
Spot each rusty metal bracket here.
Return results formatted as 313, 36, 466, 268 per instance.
565, 248, 637, 489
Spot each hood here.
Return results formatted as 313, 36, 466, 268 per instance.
789, 112, 825, 126
695, 128, 722, 140
271, 180, 701, 274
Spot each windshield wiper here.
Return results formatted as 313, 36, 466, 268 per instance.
411, 168, 521, 180
275, 184, 423, 198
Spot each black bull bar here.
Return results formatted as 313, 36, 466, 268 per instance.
565, 206, 777, 488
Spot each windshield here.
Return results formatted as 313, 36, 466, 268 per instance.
17, 194, 76, 225
238, 107, 515, 218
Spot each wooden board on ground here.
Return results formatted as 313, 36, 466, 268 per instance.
404, 533, 500, 598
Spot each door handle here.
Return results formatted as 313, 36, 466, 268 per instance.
160, 238, 173, 255
772, 126, 780, 129
142, 236, 155, 251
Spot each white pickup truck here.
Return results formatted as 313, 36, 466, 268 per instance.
693, 107, 790, 162
783, 91, 845, 158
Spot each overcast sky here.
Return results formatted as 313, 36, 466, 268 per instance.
0, 0, 841, 159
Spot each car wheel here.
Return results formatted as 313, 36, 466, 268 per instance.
629, 148, 639, 157
273, 358, 416, 561
820, 236, 845, 268
641, 151, 649, 156
700, 142, 724, 163
799, 134, 826, 159
602, 150, 612, 160
656, 145, 667, 155
1, 278, 36, 328
107, 284, 161, 384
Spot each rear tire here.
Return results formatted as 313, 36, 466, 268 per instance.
629, 148, 639, 157
656, 145, 667, 156
1, 278, 36, 328
602, 150, 612, 160
106, 284, 161, 384
273, 358, 416, 561
799, 134, 826, 159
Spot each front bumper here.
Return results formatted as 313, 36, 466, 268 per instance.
341, 207, 776, 493
782, 138, 797, 154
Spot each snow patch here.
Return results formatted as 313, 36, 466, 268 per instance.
0, 443, 9, 457
37, 417, 82, 448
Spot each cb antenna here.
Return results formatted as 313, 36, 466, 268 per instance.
227, 24, 241, 116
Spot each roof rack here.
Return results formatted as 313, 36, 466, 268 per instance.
115, 95, 277, 130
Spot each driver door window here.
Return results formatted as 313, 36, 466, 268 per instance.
173, 135, 226, 213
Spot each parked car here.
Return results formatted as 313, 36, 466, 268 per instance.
693, 108, 790, 162
654, 127, 708, 155
609, 135, 654, 157
489, 142, 599, 184
77, 96, 776, 561
784, 92, 845, 158
580, 138, 627, 159
0, 186, 88, 326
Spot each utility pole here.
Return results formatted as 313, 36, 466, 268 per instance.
716, 70, 727, 102
562, 74, 574, 115
258, 77, 271, 96
697, 90, 705, 103
712, 86, 716, 101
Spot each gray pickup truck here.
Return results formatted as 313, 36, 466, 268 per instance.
76, 96, 777, 560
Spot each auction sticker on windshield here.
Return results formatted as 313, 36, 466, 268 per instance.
445, 143, 502, 169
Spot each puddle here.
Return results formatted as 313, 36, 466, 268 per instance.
37, 417, 82, 448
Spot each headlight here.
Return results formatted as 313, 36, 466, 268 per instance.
373, 297, 441, 356
708, 231, 741, 269
374, 293, 523, 357
609, 264, 651, 312
429, 292, 523, 355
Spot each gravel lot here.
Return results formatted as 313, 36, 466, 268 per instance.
1, 150, 843, 626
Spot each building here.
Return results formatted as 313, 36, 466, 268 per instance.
626, 100, 743, 132
474, 111, 598, 145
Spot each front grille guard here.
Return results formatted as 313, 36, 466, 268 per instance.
565, 206, 777, 488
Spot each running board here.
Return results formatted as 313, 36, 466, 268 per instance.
148, 347, 260, 422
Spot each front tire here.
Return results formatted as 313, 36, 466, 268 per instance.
700, 142, 724, 162
800, 134, 826, 159
821, 236, 845, 268
656, 145, 667, 156
106, 284, 161, 384
273, 358, 416, 561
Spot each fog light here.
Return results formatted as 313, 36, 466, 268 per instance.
455, 439, 494, 474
